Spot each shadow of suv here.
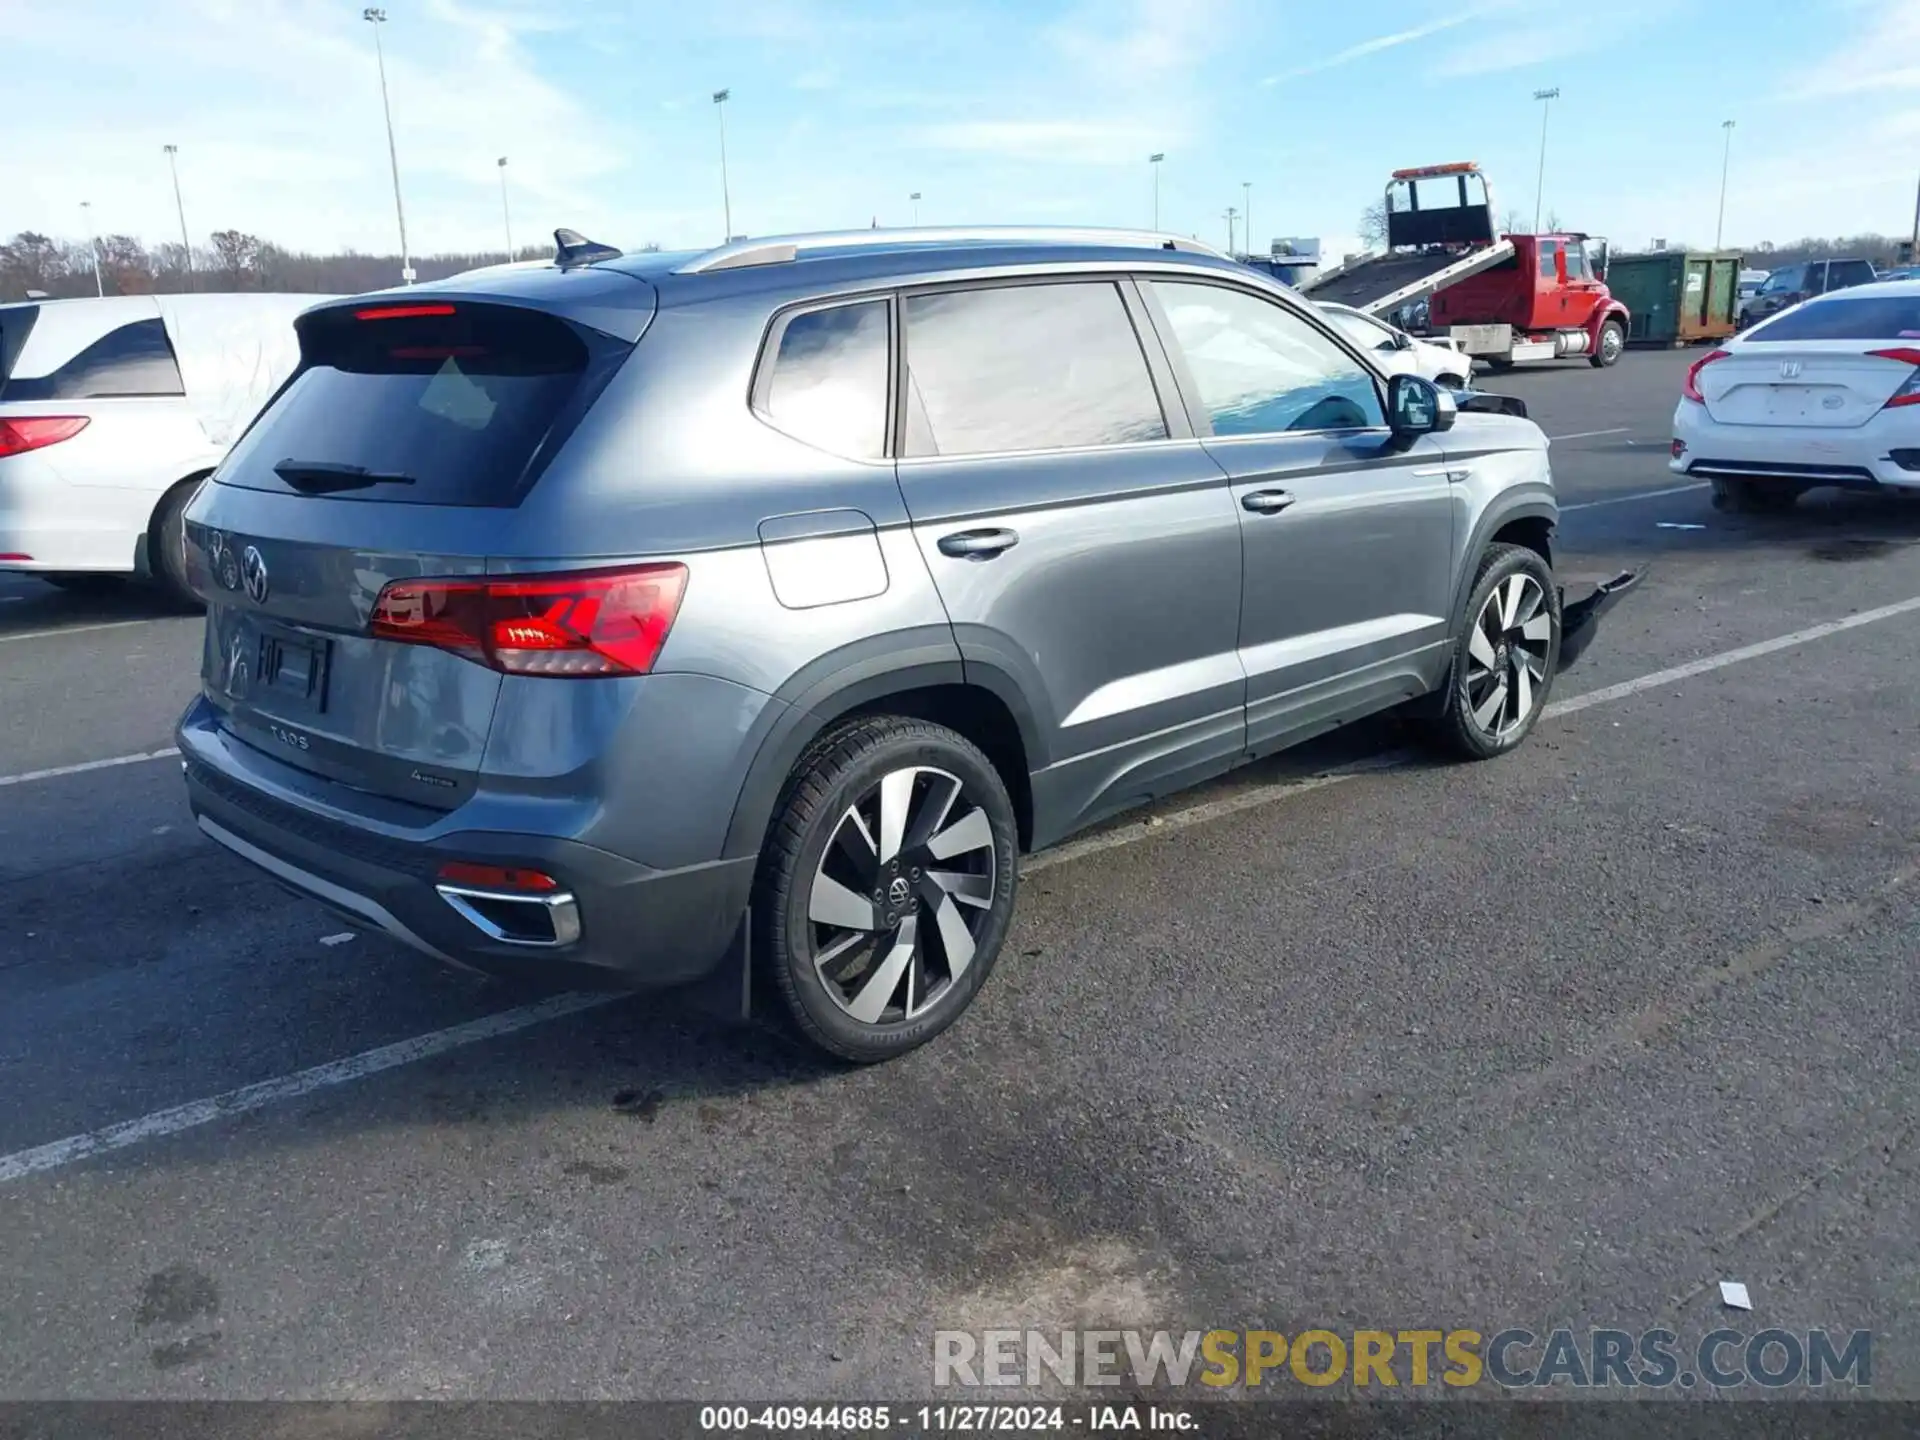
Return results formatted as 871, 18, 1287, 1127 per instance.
178, 225, 1592, 1062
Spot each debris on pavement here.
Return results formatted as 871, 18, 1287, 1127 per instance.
318, 932, 356, 947
1720, 1280, 1753, 1311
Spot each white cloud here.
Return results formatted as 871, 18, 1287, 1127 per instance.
1264, 9, 1494, 86
915, 120, 1171, 167
1786, 3, 1920, 99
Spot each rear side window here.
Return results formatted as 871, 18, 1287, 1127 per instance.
1747, 293, 1920, 341
0, 307, 39, 390
1828, 260, 1876, 290
217, 302, 626, 507
1150, 280, 1385, 435
755, 300, 889, 459
0, 318, 184, 401
901, 282, 1167, 457
1537, 241, 1561, 278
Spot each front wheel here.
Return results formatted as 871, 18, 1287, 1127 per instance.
754, 715, 1020, 1063
1428, 544, 1562, 761
1589, 319, 1625, 368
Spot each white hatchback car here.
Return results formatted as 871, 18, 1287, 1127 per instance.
0, 292, 331, 602
1673, 279, 1920, 511
1316, 301, 1476, 389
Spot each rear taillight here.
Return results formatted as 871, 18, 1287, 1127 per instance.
369, 563, 689, 677
1682, 349, 1730, 404
0, 416, 89, 458
1867, 348, 1920, 409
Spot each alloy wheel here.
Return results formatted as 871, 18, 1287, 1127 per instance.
1463, 574, 1553, 738
806, 765, 997, 1024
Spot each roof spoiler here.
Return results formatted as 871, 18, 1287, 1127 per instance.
554, 228, 623, 269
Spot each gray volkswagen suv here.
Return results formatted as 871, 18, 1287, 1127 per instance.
179, 226, 1586, 1062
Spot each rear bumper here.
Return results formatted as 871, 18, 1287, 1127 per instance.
178, 698, 755, 990
1670, 404, 1920, 489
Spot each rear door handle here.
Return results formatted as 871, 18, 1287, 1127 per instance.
937, 527, 1020, 559
1241, 489, 1296, 514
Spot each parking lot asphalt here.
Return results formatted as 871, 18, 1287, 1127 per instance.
3, 347, 1918, 1403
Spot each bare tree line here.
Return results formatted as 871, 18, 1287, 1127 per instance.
1, 229, 659, 303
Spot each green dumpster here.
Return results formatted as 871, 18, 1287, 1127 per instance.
1610, 249, 1743, 345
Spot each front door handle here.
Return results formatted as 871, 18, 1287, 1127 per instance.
937, 527, 1020, 559
1241, 489, 1296, 515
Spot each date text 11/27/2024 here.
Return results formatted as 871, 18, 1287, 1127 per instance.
698, 1405, 1194, 1433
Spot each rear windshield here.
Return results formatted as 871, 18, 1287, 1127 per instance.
0, 307, 37, 390
1748, 293, 1920, 342
216, 301, 627, 507
0, 316, 184, 401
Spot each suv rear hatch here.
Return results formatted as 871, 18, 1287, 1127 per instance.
190, 276, 655, 808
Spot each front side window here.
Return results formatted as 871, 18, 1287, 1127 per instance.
1150, 281, 1385, 436
901, 282, 1167, 458
0, 317, 184, 401
1563, 244, 1589, 280
1537, 241, 1562, 278
758, 300, 889, 459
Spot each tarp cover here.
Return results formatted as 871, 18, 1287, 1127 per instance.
155, 293, 336, 447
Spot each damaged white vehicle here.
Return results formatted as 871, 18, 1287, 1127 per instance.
0, 292, 332, 604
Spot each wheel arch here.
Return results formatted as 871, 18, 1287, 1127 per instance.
1448, 495, 1557, 638
721, 630, 1044, 861
137, 469, 214, 579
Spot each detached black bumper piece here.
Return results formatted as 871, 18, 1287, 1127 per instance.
1558, 569, 1642, 672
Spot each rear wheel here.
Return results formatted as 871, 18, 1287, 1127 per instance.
1589, 319, 1625, 368
1710, 476, 1800, 513
1428, 544, 1561, 761
754, 715, 1019, 1063
146, 479, 205, 610
1437, 372, 1468, 390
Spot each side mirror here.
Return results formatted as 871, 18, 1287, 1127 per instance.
1388, 374, 1454, 435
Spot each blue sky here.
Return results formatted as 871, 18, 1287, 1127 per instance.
8, 0, 1919, 263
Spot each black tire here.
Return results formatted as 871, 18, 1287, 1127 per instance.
1428, 544, 1562, 761
1589, 319, 1625, 368
147, 478, 205, 610
1437, 373, 1468, 390
1710, 476, 1799, 514
753, 714, 1020, 1063
1484, 357, 1516, 372
41, 573, 126, 595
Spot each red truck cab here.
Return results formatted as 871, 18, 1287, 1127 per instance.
1431, 229, 1629, 367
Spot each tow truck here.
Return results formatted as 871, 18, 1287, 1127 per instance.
1302, 162, 1630, 370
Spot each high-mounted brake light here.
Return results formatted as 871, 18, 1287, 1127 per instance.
0, 416, 90, 459
354, 303, 457, 321
1868, 348, 1920, 408
1682, 349, 1730, 404
369, 564, 689, 677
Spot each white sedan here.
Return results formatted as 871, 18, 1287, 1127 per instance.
1315, 302, 1476, 389
1671, 279, 1920, 511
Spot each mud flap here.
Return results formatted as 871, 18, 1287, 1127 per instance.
1558, 569, 1643, 672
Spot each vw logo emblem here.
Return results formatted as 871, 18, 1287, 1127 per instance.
1779, 360, 1802, 379
240, 545, 270, 604
887, 876, 912, 908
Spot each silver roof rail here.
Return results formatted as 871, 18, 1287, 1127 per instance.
676, 226, 1227, 275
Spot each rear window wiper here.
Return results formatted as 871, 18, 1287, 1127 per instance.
272, 459, 417, 494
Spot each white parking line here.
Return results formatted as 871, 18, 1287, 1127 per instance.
0, 619, 162, 645
2, 596, 1917, 1185
0, 747, 181, 789
1561, 482, 1709, 513
1549, 427, 1632, 442
0, 993, 621, 1185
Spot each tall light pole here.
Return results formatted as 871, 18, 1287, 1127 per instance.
363, 8, 413, 284
1224, 206, 1238, 253
1532, 86, 1559, 232
713, 88, 733, 241
162, 144, 193, 289
1714, 120, 1735, 250
1149, 153, 1165, 230
910, 191, 921, 226
80, 201, 103, 297
497, 156, 514, 261
1242, 180, 1252, 257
